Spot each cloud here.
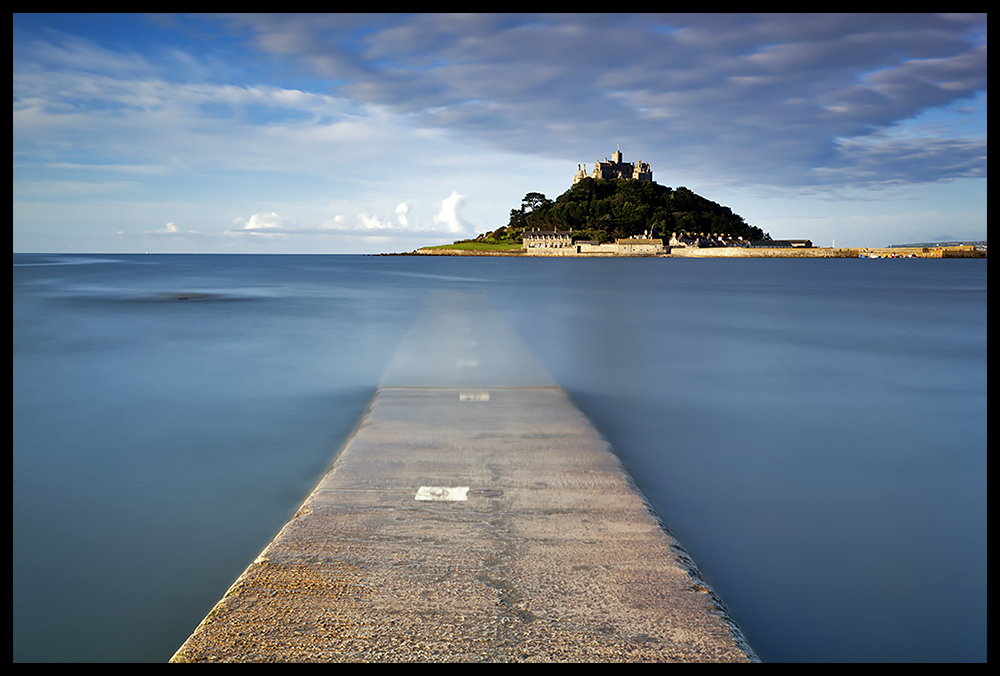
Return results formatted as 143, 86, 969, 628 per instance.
11, 14, 987, 253
358, 212, 392, 230
432, 191, 468, 234
395, 202, 410, 227
812, 134, 987, 187
217, 13, 987, 189
13, 32, 389, 179
226, 211, 294, 237
347, 193, 469, 236
224, 196, 472, 239
18, 14, 984, 195
145, 221, 199, 235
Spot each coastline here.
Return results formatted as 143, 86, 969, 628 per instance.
395, 244, 984, 258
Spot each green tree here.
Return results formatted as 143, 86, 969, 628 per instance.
521, 192, 552, 213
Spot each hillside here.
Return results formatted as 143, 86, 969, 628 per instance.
463, 178, 768, 246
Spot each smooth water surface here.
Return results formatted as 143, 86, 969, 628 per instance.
13, 254, 986, 662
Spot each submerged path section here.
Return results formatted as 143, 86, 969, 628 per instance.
172, 292, 754, 661
171, 386, 755, 662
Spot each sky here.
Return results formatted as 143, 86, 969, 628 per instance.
13, 13, 987, 253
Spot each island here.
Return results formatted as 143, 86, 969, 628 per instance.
410, 147, 984, 258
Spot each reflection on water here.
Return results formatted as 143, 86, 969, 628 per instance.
14, 254, 986, 662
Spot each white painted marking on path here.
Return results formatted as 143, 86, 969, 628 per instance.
459, 392, 490, 402
415, 486, 470, 501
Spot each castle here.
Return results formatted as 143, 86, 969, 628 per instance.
573, 146, 652, 184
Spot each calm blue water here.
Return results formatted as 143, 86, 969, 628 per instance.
13, 253, 986, 662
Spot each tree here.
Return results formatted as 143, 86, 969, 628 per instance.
521, 192, 552, 213
507, 208, 527, 230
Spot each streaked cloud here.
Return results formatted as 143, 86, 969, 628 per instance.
218, 13, 985, 189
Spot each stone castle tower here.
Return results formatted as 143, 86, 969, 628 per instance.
574, 145, 652, 184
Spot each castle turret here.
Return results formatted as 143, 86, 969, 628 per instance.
573, 146, 653, 185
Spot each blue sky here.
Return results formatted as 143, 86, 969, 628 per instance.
13, 13, 987, 253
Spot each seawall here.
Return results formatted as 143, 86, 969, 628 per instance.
408, 245, 984, 258
667, 245, 984, 258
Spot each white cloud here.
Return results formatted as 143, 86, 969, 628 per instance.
241, 212, 289, 230
145, 221, 199, 235
358, 212, 392, 230
432, 191, 468, 234
220, 197, 473, 240
226, 211, 293, 237
395, 202, 410, 227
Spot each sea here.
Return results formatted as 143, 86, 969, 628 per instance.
13, 253, 987, 662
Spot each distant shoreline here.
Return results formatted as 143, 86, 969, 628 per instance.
391, 244, 985, 258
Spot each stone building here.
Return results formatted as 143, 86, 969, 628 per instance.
613, 237, 664, 254
523, 232, 664, 256
574, 146, 652, 184
522, 228, 573, 250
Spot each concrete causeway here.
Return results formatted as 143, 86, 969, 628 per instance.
170, 292, 757, 662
